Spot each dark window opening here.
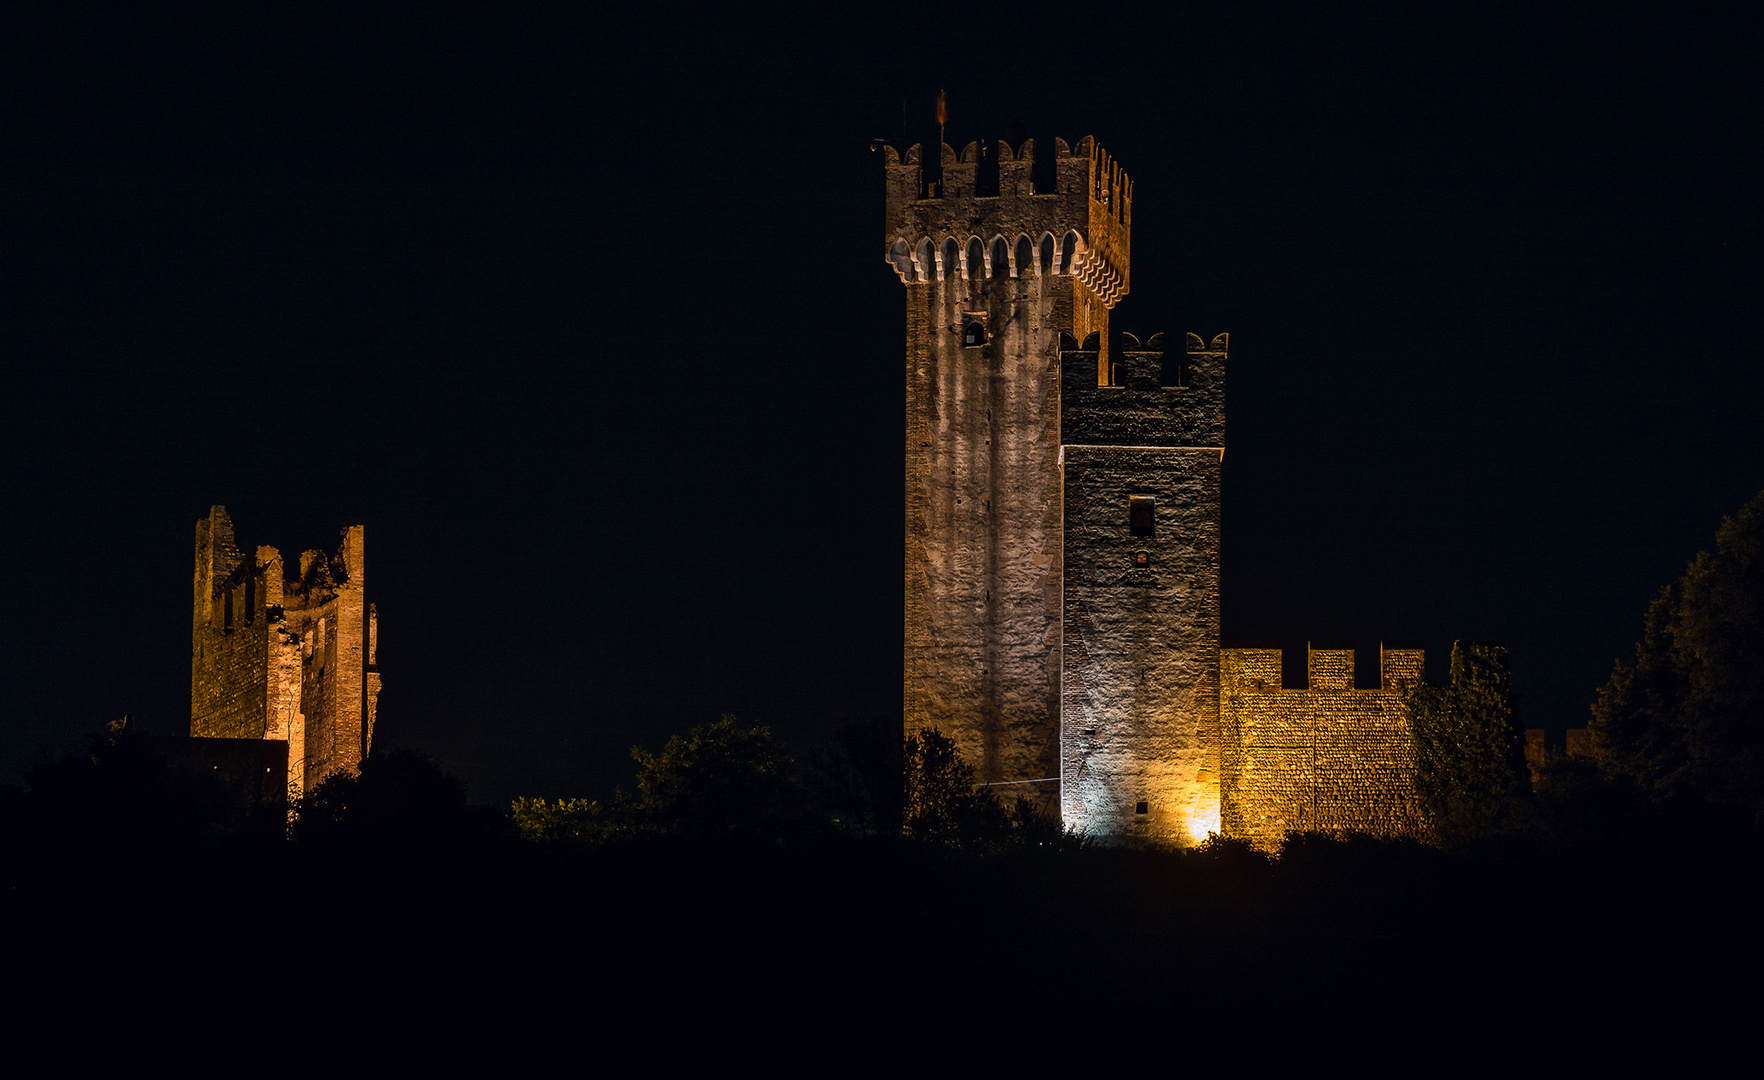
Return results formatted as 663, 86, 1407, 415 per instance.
1015, 237, 1032, 279
963, 321, 987, 347
1134, 801, 1149, 815
1039, 235, 1054, 274
1163, 352, 1191, 388
942, 238, 960, 281
991, 237, 1009, 281
1129, 495, 1155, 538
1060, 232, 1077, 274
966, 238, 985, 280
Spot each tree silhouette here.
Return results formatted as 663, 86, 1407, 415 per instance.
902, 727, 1008, 847
806, 715, 903, 836
625, 715, 810, 841
7, 720, 266, 851
1593, 488, 1764, 817
1408, 642, 1525, 843
292, 747, 477, 845
509, 796, 604, 842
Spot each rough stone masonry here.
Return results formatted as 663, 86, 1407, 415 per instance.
191, 505, 380, 795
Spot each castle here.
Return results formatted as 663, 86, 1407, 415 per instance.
190, 506, 381, 795
885, 134, 1429, 847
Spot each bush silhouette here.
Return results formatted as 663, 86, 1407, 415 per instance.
293, 748, 476, 845
625, 716, 810, 841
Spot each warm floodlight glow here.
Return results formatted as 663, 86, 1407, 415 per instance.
1189, 804, 1221, 842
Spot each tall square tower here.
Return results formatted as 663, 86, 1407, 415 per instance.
885, 133, 1226, 841
883, 135, 1131, 804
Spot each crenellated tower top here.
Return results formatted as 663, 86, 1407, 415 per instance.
881, 136, 1130, 308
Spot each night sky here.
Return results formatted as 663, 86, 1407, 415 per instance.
4, 6, 1760, 806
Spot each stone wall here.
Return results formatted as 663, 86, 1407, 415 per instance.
1059, 333, 1225, 844
1220, 644, 1428, 850
192, 507, 270, 740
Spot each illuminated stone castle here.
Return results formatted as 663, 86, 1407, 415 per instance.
191, 506, 381, 795
885, 136, 1427, 847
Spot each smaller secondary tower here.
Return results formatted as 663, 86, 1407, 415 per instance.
192, 506, 381, 794
1058, 331, 1226, 842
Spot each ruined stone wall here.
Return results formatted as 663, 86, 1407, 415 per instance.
1059, 333, 1225, 844
890, 136, 1126, 802
1220, 645, 1428, 850
277, 528, 372, 792
192, 507, 271, 740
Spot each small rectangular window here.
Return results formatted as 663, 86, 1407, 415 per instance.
1129, 495, 1155, 538
1134, 801, 1149, 815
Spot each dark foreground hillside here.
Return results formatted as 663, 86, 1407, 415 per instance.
6, 725, 1761, 1061
6, 824, 1758, 1060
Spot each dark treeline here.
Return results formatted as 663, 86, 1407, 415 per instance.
4, 715, 1760, 1045
8, 494, 1764, 1046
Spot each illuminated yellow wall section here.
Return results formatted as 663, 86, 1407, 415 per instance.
1220, 644, 1428, 851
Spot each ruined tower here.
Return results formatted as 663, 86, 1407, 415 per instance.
884, 135, 1132, 805
191, 505, 381, 794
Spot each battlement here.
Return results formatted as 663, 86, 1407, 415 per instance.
882, 135, 1129, 308
1219, 643, 1426, 691
1059, 331, 1227, 448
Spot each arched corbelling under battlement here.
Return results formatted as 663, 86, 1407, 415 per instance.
888, 239, 916, 283
1071, 245, 1124, 307
891, 233, 1085, 283
1059, 230, 1084, 275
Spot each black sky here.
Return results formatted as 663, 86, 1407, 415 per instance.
3, 4, 1760, 804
